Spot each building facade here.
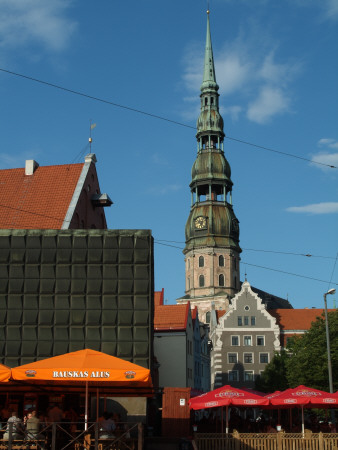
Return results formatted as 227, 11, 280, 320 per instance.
210, 281, 281, 389
154, 290, 211, 392
0, 229, 154, 369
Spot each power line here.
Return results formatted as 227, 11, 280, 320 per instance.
0, 67, 336, 170
241, 261, 338, 286
155, 239, 336, 260
0, 201, 336, 286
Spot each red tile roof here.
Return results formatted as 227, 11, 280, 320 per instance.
0, 163, 83, 229
154, 303, 190, 331
269, 309, 335, 331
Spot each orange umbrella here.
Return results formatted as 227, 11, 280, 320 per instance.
11, 349, 151, 386
11, 349, 152, 429
0, 363, 11, 382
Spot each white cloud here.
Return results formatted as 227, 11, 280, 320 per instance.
247, 86, 290, 124
286, 202, 338, 214
0, 0, 77, 53
318, 138, 338, 150
322, 0, 338, 20
146, 184, 182, 196
180, 28, 299, 125
222, 105, 242, 122
311, 138, 338, 170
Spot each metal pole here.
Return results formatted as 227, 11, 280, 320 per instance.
323, 293, 334, 394
85, 381, 88, 431
323, 292, 335, 426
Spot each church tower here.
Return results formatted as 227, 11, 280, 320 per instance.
177, 11, 241, 321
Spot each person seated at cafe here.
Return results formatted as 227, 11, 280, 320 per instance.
3, 411, 24, 440
99, 412, 116, 439
47, 404, 63, 423
25, 410, 45, 449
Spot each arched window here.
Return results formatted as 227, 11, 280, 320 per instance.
199, 275, 205, 287
219, 255, 224, 267
219, 274, 225, 287
206, 311, 211, 324
199, 256, 204, 267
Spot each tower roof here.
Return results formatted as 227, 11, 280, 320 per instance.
201, 10, 218, 92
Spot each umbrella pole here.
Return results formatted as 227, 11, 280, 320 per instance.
226, 405, 229, 434
96, 387, 99, 421
301, 405, 304, 436
85, 381, 88, 431
221, 407, 223, 434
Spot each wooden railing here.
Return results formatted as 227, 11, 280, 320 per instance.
193, 432, 338, 450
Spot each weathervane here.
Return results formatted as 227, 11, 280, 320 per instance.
89, 120, 96, 152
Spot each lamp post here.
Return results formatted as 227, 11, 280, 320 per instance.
323, 288, 335, 394
323, 288, 336, 427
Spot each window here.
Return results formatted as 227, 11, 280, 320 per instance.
251, 316, 256, 326
199, 256, 204, 267
199, 275, 205, 287
260, 353, 269, 364
244, 336, 252, 346
257, 336, 265, 346
237, 316, 242, 326
244, 316, 249, 325
219, 255, 224, 267
244, 353, 253, 364
206, 311, 211, 324
244, 371, 254, 382
228, 353, 238, 364
219, 274, 225, 286
231, 336, 239, 346
228, 371, 239, 382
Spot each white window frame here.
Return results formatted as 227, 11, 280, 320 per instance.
231, 335, 240, 346
256, 335, 265, 346
243, 352, 254, 364
228, 352, 238, 364
243, 335, 252, 346
244, 370, 254, 382
259, 352, 269, 364
228, 370, 239, 382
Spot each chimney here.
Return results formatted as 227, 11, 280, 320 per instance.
25, 160, 39, 175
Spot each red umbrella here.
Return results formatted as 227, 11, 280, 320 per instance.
189, 385, 269, 433
269, 385, 338, 407
268, 386, 338, 433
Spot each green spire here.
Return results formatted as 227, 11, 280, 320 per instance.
201, 10, 218, 91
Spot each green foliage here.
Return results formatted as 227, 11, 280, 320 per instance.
286, 311, 338, 391
255, 350, 289, 393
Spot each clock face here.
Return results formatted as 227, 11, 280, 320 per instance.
195, 216, 207, 229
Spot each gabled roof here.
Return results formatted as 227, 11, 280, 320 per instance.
154, 302, 191, 331
0, 162, 84, 229
269, 308, 335, 331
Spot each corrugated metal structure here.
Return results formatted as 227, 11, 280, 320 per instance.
0, 229, 153, 370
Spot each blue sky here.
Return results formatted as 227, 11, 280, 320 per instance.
0, 0, 337, 309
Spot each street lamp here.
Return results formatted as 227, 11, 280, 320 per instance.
323, 288, 335, 395
324, 288, 336, 427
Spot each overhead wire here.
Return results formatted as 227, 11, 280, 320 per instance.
0, 67, 336, 170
